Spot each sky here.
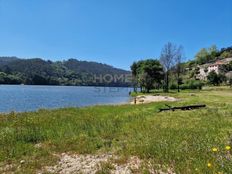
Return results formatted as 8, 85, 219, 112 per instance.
0, 0, 231, 70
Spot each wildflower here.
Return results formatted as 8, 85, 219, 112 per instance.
212, 147, 218, 152
225, 145, 231, 150
207, 163, 212, 168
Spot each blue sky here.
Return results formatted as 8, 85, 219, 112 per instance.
0, 0, 231, 70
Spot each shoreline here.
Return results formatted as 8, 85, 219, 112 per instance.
0, 99, 133, 114
0, 88, 232, 173
0, 85, 133, 113
130, 95, 179, 104
0, 94, 179, 114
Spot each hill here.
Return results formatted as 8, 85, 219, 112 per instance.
169, 45, 232, 87
0, 57, 131, 86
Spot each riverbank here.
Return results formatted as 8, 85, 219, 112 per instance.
0, 85, 132, 113
130, 95, 179, 104
0, 87, 232, 173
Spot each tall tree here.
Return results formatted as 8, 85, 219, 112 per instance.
195, 45, 219, 64
131, 62, 138, 92
195, 48, 209, 64
160, 42, 183, 92
130, 59, 163, 93
208, 45, 218, 59
175, 46, 184, 92
207, 71, 226, 86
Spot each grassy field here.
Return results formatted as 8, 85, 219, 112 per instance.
0, 87, 232, 173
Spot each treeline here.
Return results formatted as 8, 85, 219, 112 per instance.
0, 57, 131, 87
131, 44, 232, 93
195, 45, 232, 64
185, 45, 232, 86
131, 43, 186, 93
206, 62, 232, 86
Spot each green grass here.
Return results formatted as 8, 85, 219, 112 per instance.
0, 87, 232, 173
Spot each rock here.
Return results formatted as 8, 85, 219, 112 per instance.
35, 143, 42, 148
20, 160, 25, 164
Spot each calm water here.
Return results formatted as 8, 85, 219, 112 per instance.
0, 85, 132, 113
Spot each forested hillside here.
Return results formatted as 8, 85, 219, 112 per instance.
0, 57, 131, 86
131, 44, 232, 93
169, 45, 232, 88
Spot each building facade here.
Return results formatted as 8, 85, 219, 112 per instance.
198, 58, 232, 80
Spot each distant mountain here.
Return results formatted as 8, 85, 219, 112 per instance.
0, 57, 131, 86
64, 59, 127, 75
0, 56, 18, 65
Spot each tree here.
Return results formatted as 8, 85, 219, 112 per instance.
208, 45, 219, 60
131, 62, 138, 92
160, 42, 183, 92
0, 57, 131, 87
138, 72, 153, 93
131, 60, 144, 92
225, 71, 232, 87
207, 71, 226, 86
174, 46, 184, 92
220, 51, 232, 58
195, 48, 209, 64
220, 46, 232, 58
207, 71, 219, 85
222, 61, 232, 72
195, 45, 220, 64
218, 73, 226, 84
130, 59, 164, 93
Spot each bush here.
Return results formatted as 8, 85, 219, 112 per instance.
169, 83, 177, 89
179, 84, 188, 90
180, 80, 203, 90
207, 71, 226, 86
229, 78, 232, 87
169, 80, 203, 90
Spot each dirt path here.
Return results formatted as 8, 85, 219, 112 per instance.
41, 153, 175, 174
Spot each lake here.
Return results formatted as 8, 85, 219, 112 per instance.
0, 85, 132, 113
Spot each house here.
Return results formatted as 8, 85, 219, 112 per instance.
197, 58, 232, 80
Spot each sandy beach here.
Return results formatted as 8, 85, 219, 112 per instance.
131, 95, 179, 104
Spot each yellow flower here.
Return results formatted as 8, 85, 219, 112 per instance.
212, 147, 218, 152
207, 163, 212, 168
225, 145, 231, 150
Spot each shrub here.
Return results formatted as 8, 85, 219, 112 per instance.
207, 71, 226, 86
180, 80, 203, 90
169, 83, 177, 89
